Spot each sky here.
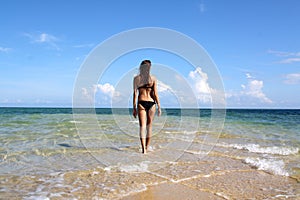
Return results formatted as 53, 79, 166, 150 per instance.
0, 0, 299, 108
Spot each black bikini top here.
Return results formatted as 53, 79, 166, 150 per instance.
138, 83, 154, 90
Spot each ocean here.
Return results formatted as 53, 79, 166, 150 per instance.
0, 107, 299, 199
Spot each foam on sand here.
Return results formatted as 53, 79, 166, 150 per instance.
244, 157, 289, 176
223, 143, 299, 155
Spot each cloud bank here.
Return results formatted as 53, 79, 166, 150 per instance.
80, 70, 273, 108
227, 73, 272, 107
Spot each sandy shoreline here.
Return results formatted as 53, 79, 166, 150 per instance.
122, 171, 299, 200
121, 182, 224, 200
1, 153, 299, 199
120, 152, 300, 200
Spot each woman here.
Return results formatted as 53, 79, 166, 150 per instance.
133, 60, 161, 154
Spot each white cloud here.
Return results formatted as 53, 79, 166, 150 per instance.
241, 79, 272, 103
279, 58, 300, 64
0, 98, 22, 105
246, 73, 253, 79
189, 67, 210, 93
81, 83, 120, 106
36, 33, 58, 43
0, 99, 9, 104
24, 32, 60, 50
157, 80, 173, 93
155, 80, 184, 107
268, 50, 300, 57
268, 50, 300, 64
188, 67, 212, 104
284, 73, 300, 84
227, 73, 272, 106
0, 47, 11, 53
198, 3, 206, 13
35, 99, 52, 104
94, 83, 116, 97
73, 43, 94, 48
81, 87, 93, 103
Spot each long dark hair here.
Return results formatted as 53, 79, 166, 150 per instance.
139, 60, 152, 85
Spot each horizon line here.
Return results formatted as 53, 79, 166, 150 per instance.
0, 106, 299, 110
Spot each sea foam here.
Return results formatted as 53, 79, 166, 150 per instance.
104, 161, 150, 173
229, 143, 299, 155
119, 162, 149, 173
244, 157, 289, 176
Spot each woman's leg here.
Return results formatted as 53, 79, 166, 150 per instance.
146, 105, 156, 151
138, 106, 147, 154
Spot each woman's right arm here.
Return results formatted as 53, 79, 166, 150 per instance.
153, 77, 161, 116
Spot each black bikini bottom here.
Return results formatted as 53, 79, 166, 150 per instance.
138, 101, 156, 111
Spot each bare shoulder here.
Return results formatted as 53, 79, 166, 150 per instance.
134, 75, 140, 82
151, 75, 157, 82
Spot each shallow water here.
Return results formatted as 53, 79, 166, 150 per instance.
0, 108, 299, 199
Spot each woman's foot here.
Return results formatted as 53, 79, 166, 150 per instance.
139, 147, 146, 154
142, 148, 147, 154
146, 146, 153, 152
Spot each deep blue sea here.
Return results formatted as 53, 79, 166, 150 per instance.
0, 107, 299, 199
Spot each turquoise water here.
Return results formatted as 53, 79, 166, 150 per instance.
0, 107, 299, 199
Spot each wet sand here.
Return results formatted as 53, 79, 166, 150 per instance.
122, 171, 299, 200
1, 152, 299, 199
122, 173, 299, 200
122, 153, 300, 200
122, 182, 224, 200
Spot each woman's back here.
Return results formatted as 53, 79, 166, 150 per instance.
135, 75, 155, 102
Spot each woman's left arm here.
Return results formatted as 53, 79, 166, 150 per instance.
132, 77, 138, 118
153, 76, 161, 116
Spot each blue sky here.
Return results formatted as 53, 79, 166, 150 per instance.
0, 0, 299, 108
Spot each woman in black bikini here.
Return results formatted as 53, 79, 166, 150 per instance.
133, 60, 161, 154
